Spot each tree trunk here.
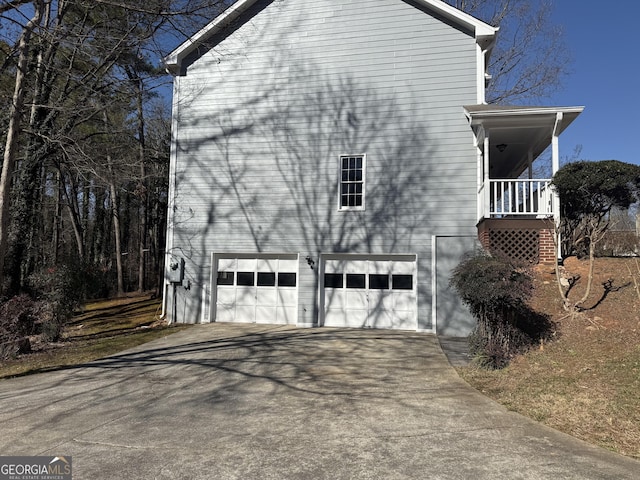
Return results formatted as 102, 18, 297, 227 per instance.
0, 1, 45, 291
52, 170, 62, 264
92, 185, 108, 268
61, 171, 85, 259
134, 77, 147, 293
109, 160, 125, 296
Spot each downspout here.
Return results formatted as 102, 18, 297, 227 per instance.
431, 236, 437, 334
477, 46, 490, 104
160, 65, 181, 322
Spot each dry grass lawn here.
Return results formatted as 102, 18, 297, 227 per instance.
459, 257, 640, 459
0, 295, 191, 379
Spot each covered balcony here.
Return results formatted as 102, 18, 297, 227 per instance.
464, 105, 584, 263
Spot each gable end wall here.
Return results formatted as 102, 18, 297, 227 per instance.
167, 0, 480, 330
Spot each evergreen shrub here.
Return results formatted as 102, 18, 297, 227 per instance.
450, 251, 553, 368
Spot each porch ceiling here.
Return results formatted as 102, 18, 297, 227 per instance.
464, 105, 584, 178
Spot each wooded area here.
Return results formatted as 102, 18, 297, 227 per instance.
0, 0, 230, 299
0, 0, 567, 303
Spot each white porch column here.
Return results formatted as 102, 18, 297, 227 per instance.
552, 112, 563, 257
483, 134, 490, 218
552, 112, 563, 175
475, 126, 485, 222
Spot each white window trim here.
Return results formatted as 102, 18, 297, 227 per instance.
337, 153, 366, 211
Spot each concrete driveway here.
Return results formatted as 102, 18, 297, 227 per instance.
0, 324, 638, 479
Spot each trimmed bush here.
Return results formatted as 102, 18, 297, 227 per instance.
552, 160, 640, 258
28, 263, 86, 342
450, 251, 554, 368
0, 294, 38, 360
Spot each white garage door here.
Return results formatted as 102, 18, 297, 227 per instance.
322, 255, 417, 330
214, 255, 298, 325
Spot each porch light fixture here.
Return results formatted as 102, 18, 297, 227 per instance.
496, 143, 508, 153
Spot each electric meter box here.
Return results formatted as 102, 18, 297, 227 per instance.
168, 258, 185, 283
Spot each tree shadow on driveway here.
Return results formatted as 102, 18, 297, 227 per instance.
81, 325, 450, 401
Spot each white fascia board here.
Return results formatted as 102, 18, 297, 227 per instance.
468, 106, 584, 118
415, 0, 498, 40
464, 106, 585, 129
164, 0, 259, 72
164, 0, 497, 72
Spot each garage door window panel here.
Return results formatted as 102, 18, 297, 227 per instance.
217, 271, 234, 285
237, 272, 254, 286
346, 273, 365, 289
278, 273, 297, 287
257, 272, 276, 286
369, 274, 389, 290
324, 273, 343, 288
392, 274, 413, 290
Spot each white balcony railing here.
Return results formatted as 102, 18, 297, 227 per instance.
483, 179, 555, 218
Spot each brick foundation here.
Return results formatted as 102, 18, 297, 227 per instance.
538, 228, 556, 264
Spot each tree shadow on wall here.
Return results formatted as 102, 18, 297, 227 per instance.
178, 69, 434, 241
170, 14, 439, 322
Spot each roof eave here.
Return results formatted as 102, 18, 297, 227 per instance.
423, 0, 497, 37
464, 105, 585, 132
415, 0, 498, 50
164, 0, 259, 73
463, 105, 586, 177
163, 0, 498, 73
464, 105, 585, 117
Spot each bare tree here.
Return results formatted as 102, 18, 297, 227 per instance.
551, 161, 640, 311
0, 0, 228, 295
0, 0, 45, 291
447, 0, 570, 104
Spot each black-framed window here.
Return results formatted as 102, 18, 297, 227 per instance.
339, 155, 365, 210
